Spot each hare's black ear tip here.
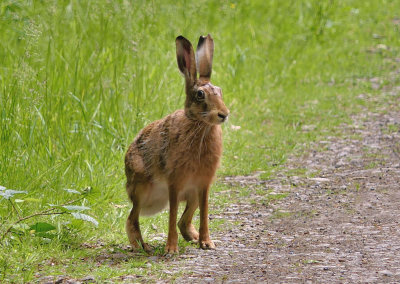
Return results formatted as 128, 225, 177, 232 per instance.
198, 34, 213, 43
176, 35, 184, 41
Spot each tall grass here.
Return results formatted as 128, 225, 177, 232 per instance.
0, 0, 399, 281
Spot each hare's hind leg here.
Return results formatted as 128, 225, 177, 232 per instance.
126, 182, 152, 253
178, 196, 199, 242
126, 206, 152, 253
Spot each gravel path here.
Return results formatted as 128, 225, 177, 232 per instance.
161, 90, 400, 283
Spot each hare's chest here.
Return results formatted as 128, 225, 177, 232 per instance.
166, 146, 220, 176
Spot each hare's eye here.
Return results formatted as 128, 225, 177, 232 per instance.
196, 90, 205, 101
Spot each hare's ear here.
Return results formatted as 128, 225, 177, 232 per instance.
176, 36, 197, 86
196, 34, 214, 83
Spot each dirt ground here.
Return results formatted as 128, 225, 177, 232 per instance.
157, 89, 400, 283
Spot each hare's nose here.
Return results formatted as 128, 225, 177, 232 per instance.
218, 113, 227, 122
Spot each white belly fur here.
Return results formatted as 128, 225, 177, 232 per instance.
139, 178, 198, 216
140, 179, 169, 216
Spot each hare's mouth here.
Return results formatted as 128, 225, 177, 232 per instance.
211, 113, 229, 125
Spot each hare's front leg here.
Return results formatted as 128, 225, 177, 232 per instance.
165, 185, 179, 254
178, 196, 199, 242
199, 185, 215, 250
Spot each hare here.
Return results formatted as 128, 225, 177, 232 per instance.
125, 34, 229, 254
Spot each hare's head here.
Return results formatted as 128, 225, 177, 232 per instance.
176, 35, 229, 125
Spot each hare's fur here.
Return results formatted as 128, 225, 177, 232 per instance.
125, 35, 229, 253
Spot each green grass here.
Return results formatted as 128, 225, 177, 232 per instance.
1, 0, 400, 281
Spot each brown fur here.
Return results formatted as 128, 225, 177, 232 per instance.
125, 34, 229, 253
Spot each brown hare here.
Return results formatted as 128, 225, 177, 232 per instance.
125, 34, 229, 254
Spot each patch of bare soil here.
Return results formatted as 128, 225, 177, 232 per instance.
159, 91, 400, 283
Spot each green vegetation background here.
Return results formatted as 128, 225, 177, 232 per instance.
0, 0, 399, 281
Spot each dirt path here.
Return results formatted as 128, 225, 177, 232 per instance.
157, 90, 400, 283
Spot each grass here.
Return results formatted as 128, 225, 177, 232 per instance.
1, 0, 400, 281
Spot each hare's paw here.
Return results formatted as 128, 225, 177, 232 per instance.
179, 223, 199, 242
130, 242, 153, 253
165, 243, 179, 254
142, 243, 153, 253
199, 239, 216, 250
